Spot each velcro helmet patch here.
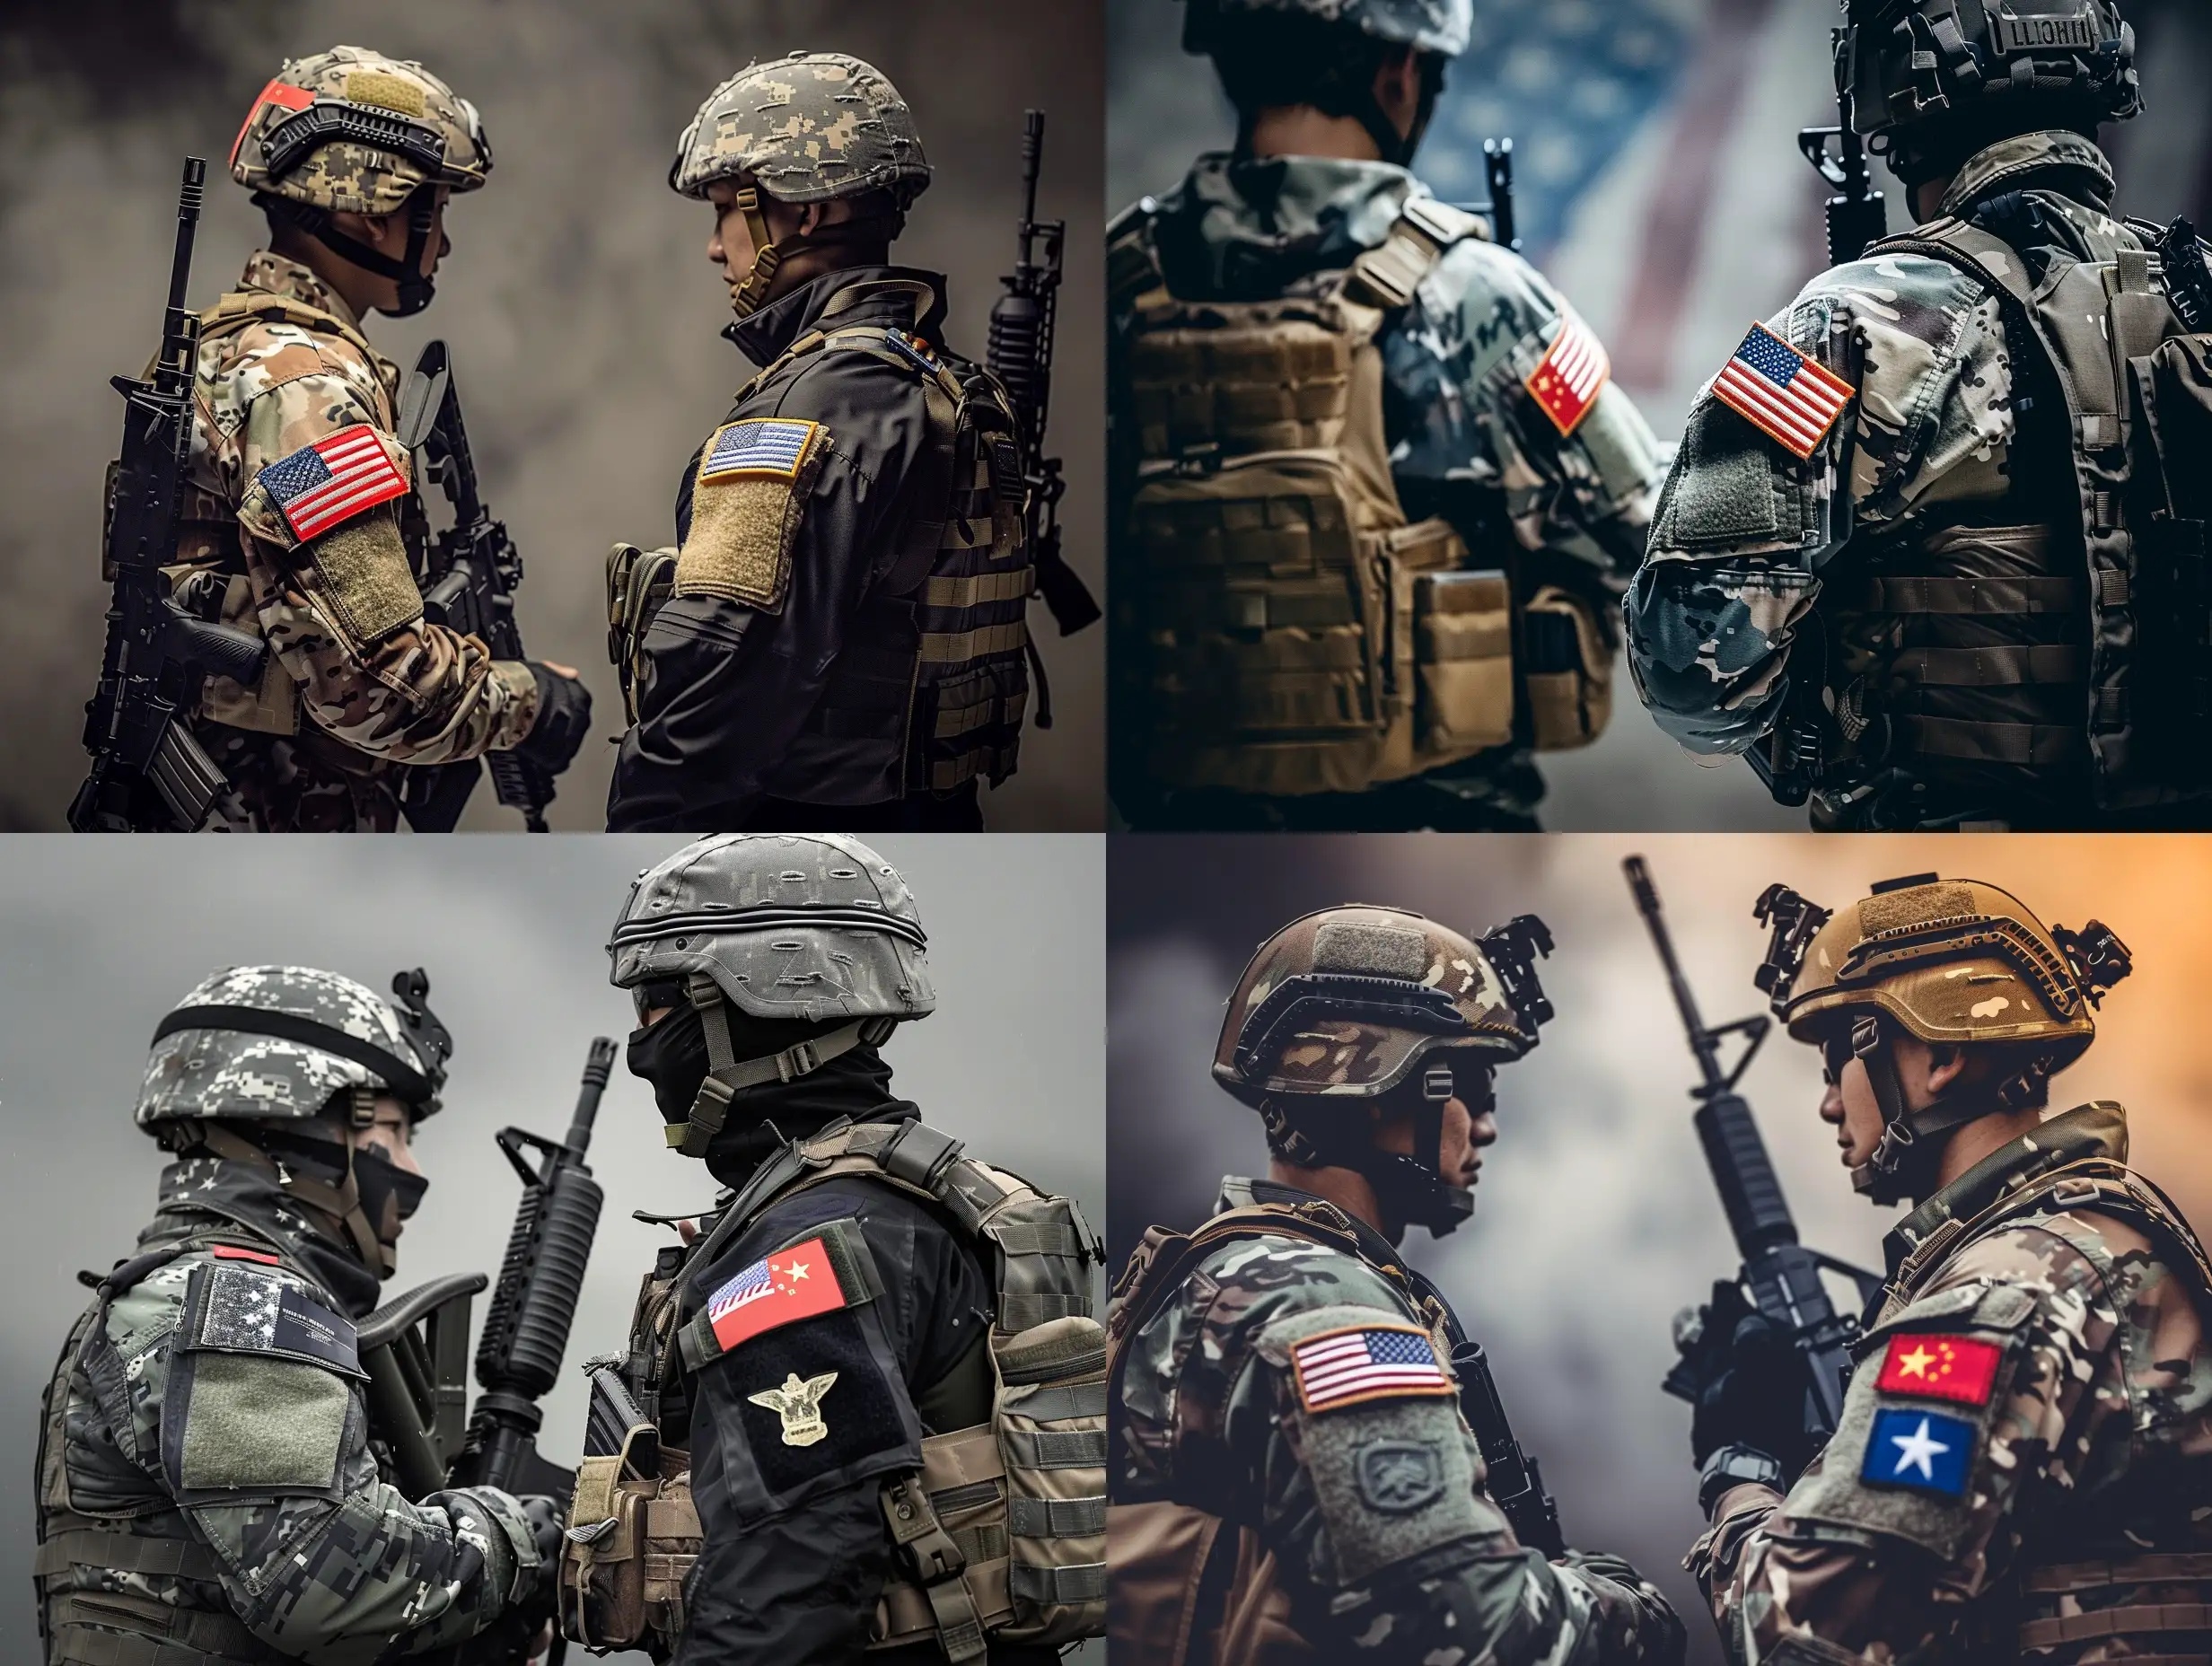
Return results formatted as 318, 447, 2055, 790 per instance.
1289, 1323, 1453, 1415
1860, 1407, 1976, 1496
1873, 1332, 2005, 1407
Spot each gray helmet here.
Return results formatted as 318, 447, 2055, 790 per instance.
1182, 0, 1473, 58
609, 836, 935, 1157
1840, 0, 2139, 186
137, 965, 452, 1129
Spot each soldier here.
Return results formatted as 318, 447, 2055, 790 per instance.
1108, 0, 1665, 831
1109, 905, 1687, 1664
605, 56, 1040, 834
1625, 2, 2212, 831
33, 966, 561, 1663
171, 45, 589, 831
557, 834, 1104, 1662
1681, 872, 2212, 1663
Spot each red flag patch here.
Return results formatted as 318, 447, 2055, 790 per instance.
211, 1245, 282, 1266
705, 1236, 850, 1355
1874, 1332, 2004, 1407
231, 79, 317, 169
1525, 310, 1611, 437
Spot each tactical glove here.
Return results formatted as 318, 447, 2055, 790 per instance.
1679, 1279, 1820, 1481
517, 663, 592, 776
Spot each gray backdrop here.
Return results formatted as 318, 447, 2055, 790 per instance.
0, 832, 1106, 1658
1110, 832, 2212, 1664
0, 0, 1104, 830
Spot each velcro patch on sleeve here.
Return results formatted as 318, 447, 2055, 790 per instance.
256, 424, 411, 545
1525, 309, 1611, 437
1859, 1407, 1976, 1497
1289, 1323, 1454, 1415
679, 1218, 879, 1371
210, 1245, 282, 1266
1873, 1333, 2005, 1407
187, 1261, 364, 1379
673, 418, 830, 611
1713, 322, 1855, 460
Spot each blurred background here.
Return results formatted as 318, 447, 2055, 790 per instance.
0, 0, 1104, 831
1110, 0, 2212, 830
0, 833, 1105, 1660
1110, 832, 2212, 1664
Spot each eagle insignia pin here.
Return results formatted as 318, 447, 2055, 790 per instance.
748, 1370, 838, 1448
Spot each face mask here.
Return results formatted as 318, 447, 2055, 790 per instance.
628, 1004, 710, 1126
351, 1142, 429, 1250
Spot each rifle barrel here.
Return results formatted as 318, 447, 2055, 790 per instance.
565, 1037, 617, 1159
1020, 110, 1043, 227
1623, 856, 1720, 1083
166, 159, 206, 320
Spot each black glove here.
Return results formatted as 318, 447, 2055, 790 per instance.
520, 1492, 566, 1570
1679, 1279, 1819, 1481
517, 663, 592, 776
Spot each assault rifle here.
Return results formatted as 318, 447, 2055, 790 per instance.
1450, 1341, 1565, 1556
1622, 857, 1878, 1461
69, 157, 268, 831
1477, 137, 1521, 253
1797, 26, 1888, 267
361, 1033, 615, 1665
988, 109, 1101, 726
2158, 217, 2212, 336
394, 342, 552, 831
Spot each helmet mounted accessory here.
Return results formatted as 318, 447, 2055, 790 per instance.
1752, 882, 1834, 1012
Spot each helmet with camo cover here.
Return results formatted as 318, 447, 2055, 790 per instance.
229, 46, 492, 316
1212, 904, 1553, 1233
609, 834, 934, 1157
1182, 0, 1473, 57
1751, 872, 2131, 1201
1839, 0, 2140, 187
136, 964, 453, 1128
669, 53, 931, 320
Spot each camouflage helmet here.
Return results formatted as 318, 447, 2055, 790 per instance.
1182, 0, 1474, 57
136, 965, 454, 1129
670, 53, 932, 208
1839, 0, 2140, 185
1753, 872, 2130, 1201
229, 45, 493, 215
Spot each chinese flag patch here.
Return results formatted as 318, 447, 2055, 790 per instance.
1874, 1332, 2004, 1407
1525, 310, 1611, 437
705, 1237, 850, 1355
231, 79, 317, 169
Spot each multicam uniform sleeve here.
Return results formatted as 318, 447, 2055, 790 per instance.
1389, 241, 1665, 576
1689, 1214, 2154, 1665
227, 344, 537, 765
95, 1256, 538, 1664
1624, 254, 2011, 754
1145, 1236, 1683, 1664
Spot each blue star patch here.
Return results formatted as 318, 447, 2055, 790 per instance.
1861, 1406, 1976, 1497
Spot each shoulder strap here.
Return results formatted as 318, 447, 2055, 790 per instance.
198, 289, 375, 364
1343, 196, 1490, 311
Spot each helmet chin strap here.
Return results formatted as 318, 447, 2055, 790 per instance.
257, 188, 438, 318
724, 183, 908, 321
672, 972, 896, 1158
1847, 1015, 2042, 1206
1260, 1067, 1473, 1238
192, 1115, 391, 1275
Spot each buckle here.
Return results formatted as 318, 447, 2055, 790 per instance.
1398, 194, 1463, 247
777, 1039, 820, 1083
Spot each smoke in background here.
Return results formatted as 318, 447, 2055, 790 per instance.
1110, 833, 2212, 1663
1110, 0, 2212, 832
0, 0, 1103, 830
0, 834, 1106, 1658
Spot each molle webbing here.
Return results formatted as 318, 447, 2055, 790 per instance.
2017, 1550, 2212, 1655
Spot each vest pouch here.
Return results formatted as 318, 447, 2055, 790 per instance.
558, 1442, 698, 1654
1415, 567, 1513, 755
1521, 584, 1614, 750
606, 542, 678, 727
991, 1315, 1109, 1646
1129, 451, 1395, 795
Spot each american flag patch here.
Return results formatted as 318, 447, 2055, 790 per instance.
256, 424, 409, 543
699, 417, 820, 483
703, 1234, 848, 1355
1715, 322, 1855, 460
1525, 309, 1611, 436
1290, 1324, 1453, 1414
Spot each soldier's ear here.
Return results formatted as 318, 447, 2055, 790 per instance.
1924, 1043, 1970, 1098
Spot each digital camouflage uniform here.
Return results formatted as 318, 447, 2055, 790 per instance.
607, 57, 1035, 833
171, 47, 539, 831
1690, 1102, 2212, 1665
34, 967, 542, 1665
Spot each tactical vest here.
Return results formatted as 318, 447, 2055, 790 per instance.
608, 327, 1034, 803
1874, 1154, 2212, 1662
1820, 212, 2212, 814
37, 1225, 321, 1666
1105, 1198, 1460, 1666
559, 1118, 1106, 1662
1112, 199, 1614, 799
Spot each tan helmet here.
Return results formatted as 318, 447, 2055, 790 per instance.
671, 52, 931, 319
1212, 904, 1553, 1234
1753, 872, 2131, 1201
229, 46, 491, 316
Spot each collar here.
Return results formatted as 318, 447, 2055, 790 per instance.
1940, 130, 2117, 219
1883, 1100, 2130, 1276
239, 249, 364, 329
723, 265, 949, 366
1216, 1173, 1417, 1281
145, 1153, 383, 1317
1154, 153, 1419, 297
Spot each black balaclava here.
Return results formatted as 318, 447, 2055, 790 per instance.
255, 1121, 429, 1262
628, 1001, 915, 1190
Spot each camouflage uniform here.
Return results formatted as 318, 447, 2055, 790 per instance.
171, 47, 540, 832
1690, 1101, 2212, 1665
34, 967, 545, 1664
